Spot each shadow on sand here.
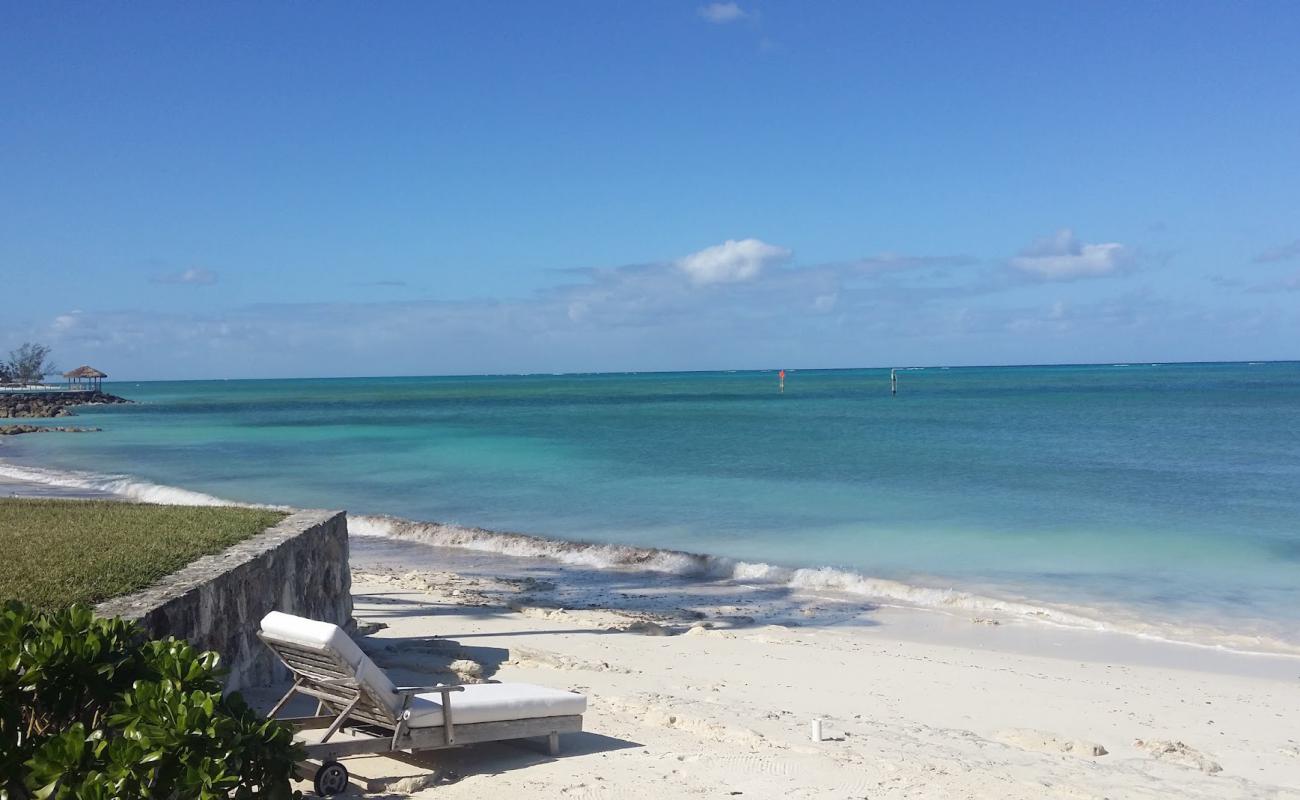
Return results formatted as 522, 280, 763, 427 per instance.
357, 731, 644, 798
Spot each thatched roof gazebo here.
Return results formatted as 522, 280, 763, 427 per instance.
63, 365, 107, 391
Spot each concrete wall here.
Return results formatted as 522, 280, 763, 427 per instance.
96, 509, 352, 693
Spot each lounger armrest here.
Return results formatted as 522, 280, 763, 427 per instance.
394, 685, 466, 695
392, 685, 466, 745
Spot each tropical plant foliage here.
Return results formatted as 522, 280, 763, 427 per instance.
0, 602, 302, 799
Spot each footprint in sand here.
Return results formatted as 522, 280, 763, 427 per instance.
995, 729, 1108, 758
691, 753, 877, 796
697, 753, 798, 777
602, 696, 767, 746
557, 783, 647, 799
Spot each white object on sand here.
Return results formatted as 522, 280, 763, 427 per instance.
257, 611, 587, 796
811, 718, 825, 742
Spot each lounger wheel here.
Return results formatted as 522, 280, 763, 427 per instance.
313, 761, 349, 796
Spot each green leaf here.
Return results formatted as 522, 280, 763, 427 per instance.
3, 602, 302, 799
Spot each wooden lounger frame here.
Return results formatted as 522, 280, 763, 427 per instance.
257, 632, 583, 763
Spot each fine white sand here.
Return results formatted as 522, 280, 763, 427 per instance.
4, 472, 1295, 797
271, 562, 1300, 799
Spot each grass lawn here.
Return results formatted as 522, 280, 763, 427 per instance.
0, 499, 287, 610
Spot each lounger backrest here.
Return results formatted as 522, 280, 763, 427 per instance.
259, 611, 401, 725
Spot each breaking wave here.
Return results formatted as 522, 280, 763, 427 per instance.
5, 458, 1299, 657
349, 515, 1300, 657
0, 461, 284, 509
350, 514, 729, 576
350, 514, 1114, 627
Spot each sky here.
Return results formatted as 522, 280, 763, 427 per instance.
2, 1, 1299, 380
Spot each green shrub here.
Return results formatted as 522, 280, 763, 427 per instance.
0, 602, 302, 799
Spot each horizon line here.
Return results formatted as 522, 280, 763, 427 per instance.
94, 358, 1298, 384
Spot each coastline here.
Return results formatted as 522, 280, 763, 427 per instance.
271, 553, 1299, 798
4, 457, 1300, 662
6, 465, 1300, 796
10, 365, 1299, 665
0, 469, 120, 500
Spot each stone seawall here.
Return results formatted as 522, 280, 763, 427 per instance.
96, 509, 352, 693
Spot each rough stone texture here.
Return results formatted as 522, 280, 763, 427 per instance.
0, 424, 101, 436
0, 390, 131, 419
95, 509, 352, 693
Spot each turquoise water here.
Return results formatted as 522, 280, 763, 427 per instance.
4, 363, 1299, 648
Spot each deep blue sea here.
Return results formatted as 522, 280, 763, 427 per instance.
4, 363, 1299, 652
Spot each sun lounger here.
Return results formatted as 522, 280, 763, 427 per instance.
258, 611, 586, 796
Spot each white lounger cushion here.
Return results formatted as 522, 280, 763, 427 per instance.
260, 612, 587, 729
405, 683, 587, 729
259, 611, 401, 713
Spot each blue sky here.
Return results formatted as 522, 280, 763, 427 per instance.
2, 1, 1298, 379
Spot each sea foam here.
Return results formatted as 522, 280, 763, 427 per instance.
345, 514, 1300, 657
353, 514, 1084, 624
5, 458, 1298, 658
0, 461, 281, 509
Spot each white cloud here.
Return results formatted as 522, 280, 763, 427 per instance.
152, 267, 217, 285
11, 245, 1285, 379
24, 235, 1269, 379
697, 2, 749, 23
52, 311, 82, 331
675, 238, 791, 285
1009, 229, 1128, 281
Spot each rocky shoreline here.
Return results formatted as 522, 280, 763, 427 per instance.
0, 390, 131, 419
0, 424, 102, 437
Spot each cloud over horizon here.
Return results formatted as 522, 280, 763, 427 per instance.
697, 2, 749, 23
675, 238, 791, 285
1008, 229, 1129, 281
6, 232, 1285, 381
152, 267, 218, 286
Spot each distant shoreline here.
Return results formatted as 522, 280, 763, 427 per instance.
72, 359, 1298, 384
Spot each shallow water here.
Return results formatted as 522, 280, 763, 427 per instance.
4, 363, 1299, 651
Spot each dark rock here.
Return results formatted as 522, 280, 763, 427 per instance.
0, 390, 132, 419
0, 424, 102, 437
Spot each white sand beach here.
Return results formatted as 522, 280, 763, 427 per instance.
11, 3, 1299, 795
5, 469, 1296, 799
268, 559, 1300, 799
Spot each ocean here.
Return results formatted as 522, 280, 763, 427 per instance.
3, 362, 1298, 653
